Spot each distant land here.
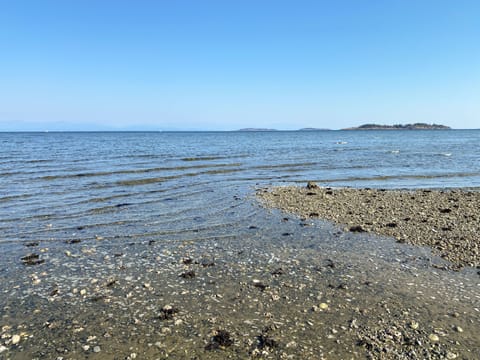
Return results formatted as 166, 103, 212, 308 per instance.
343, 123, 451, 130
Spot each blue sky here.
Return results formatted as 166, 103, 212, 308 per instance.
0, 0, 479, 130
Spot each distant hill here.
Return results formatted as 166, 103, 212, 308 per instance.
343, 123, 451, 130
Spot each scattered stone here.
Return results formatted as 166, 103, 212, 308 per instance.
11, 334, 21, 345
65, 239, 81, 244
21, 253, 45, 266
180, 270, 196, 279
24, 242, 39, 247
252, 279, 268, 291
93, 346, 101, 353
428, 334, 440, 342
182, 257, 193, 265
349, 225, 366, 233
205, 330, 234, 350
271, 268, 284, 276
159, 305, 178, 320
306, 181, 319, 189
319, 303, 329, 310
256, 334, 278, 349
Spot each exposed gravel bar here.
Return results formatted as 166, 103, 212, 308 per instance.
258, 184, 480, 269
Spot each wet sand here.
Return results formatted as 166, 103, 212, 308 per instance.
1, 188, 479, 359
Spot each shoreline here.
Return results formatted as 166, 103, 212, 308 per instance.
257, 184, 480, 270
1, 187, 479, 359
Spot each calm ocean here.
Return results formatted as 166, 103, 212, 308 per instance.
1, 130, 479, 248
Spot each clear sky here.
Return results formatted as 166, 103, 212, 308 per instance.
0, 0, 479, 131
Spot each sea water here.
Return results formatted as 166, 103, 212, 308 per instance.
1, 130, 479, 247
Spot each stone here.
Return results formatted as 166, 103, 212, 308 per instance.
93, 346, 101, 353
428, 334, 439, 342
306, 181, 319, 189
11, 334, 21, 345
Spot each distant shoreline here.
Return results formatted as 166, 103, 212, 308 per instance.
342, 123, 451, 130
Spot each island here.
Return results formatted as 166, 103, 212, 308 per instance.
343, 123, 451, 130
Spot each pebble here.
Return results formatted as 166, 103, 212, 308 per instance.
11, 334, 21, 345
319, 303, 329, 310
454, 325, 463, 333
409, 320, 419, 330
428, 334, 439, 342
93, 346, 101, 353
0, 345, 8, 353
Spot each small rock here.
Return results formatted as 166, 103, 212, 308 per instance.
409, 321, 419, 330
11, 334, 21, 345
428, 334, 439, 342
349, 225, 366, 233
454, 325, 463, 333
82, 345, 90, 351
446, 352, 458, 359
93, 346, 101, 353
180, 270, 196, 279
0, 345, 7, 353
306, 181, 319, 189
319, 303, 329, 310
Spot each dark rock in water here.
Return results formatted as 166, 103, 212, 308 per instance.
309, 212, 319, 217
24, 242, 39, 247
306, 181, 319, 189
148, 240, 156, 245
248, 225, 258, 229
282, 232, 292, 236
349, 225, 366, 233
180, 270, 196, 279
182, 257, 193, 265
205, 330, 234, 351
159, 305, 178, 320
253, 281, 268, 291
201, 260, 215, 267
256, 334, 278, 349
21, 253, 45, 266
115, 203, 131, 207
65, 239, 81, 244
271, 268, 284, 276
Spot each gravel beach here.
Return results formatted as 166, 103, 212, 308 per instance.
258, 184, 480, 269
1, 188, 479, 359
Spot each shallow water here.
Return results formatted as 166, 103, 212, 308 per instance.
0, 131, 479, 359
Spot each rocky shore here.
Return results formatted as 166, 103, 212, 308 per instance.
1, 187, 479, 359
258, 184, 479, 270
